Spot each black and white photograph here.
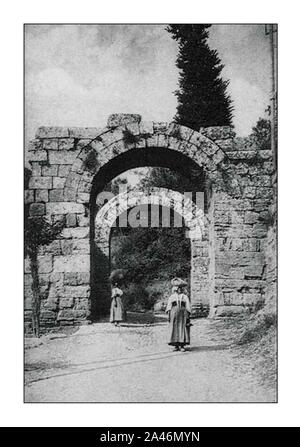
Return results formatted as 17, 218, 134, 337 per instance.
23, 23, 278, 404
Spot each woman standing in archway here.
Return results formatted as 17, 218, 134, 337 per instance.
166, 278, 191, 352
109, 270, 125, 327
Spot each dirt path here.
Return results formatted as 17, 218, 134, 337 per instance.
25, 314, 276, 403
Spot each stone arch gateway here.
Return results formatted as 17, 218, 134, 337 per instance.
25, 114, 275, 329
94, 187, 208, 315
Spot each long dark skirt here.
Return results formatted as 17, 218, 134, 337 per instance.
168, 305, 190, 346
110, 296, 125, 323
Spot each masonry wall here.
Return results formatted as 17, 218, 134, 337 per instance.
24, 122, 277, 330
25, 128, 92, 330
201, 127, 276, 317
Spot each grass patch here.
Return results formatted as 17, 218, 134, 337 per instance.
238, 312, 276, 345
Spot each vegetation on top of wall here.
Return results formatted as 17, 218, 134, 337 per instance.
122, 129, 140, 146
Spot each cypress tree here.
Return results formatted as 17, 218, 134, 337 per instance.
167, 24, 233, 129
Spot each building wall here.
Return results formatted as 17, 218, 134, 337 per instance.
24, 117, 276, 330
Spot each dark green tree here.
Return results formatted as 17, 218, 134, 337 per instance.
167, 24, 233, 130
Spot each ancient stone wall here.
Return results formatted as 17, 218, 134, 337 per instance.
201, 127, 276, 317
24, 116, 277, 330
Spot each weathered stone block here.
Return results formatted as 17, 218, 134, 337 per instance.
73, 309, 89, 320
107, 113, 141, 128
35, 189, 49, 203
28, 139, 43, 151
258, 150, 272, 160
25, 190, 34, 204
29, 150, 48, 162
57, 309, 74, 321
43, 298, 59, 311
76, 192, 89, 204
64, 273, 77, 285
244, 265, 264, 277
42, 165, 58, 176
64, 285, 90, 298
71, 158, 85, 175
223, 291, 243, 305
60, 297, 74, 308
200, 126, 235, 141
66, 213, 77, 227
243, 186, 256, 199
49, 189, 65, 202
64, 188, 77, 201
74, 298, 90, 311
252, 175, 272, 187
36, 126, 69, 139
38, 255, 53, 273
49, 150, 77, 165
214, 305, 250, 317
243, 293, 263, 305
77, 192, 90, 203
61, 227, 89, 239
252, 223, 268, 238
72, 239, 90, 254
40, 240, 61, 255
244, 211, 259, 224
77, 272, 90, 285
69, 127, 107, 139
153, 122, 168, 133
139, 121, 154, 136
46, 202, 85, 215
226, 151, 257, 160
77, 213, 89, 227
31, 162, 42, 176
58, 165, 71, 177
29, 176, 52, 190
213, 139, 234, 152
52, 177, 66, 189
29, 203, 45, 216
58, 138, 75, 150
78, 179, 92, 193
53, 255, 89, 273
43, 139, 59, 150
40, 309, 57, 324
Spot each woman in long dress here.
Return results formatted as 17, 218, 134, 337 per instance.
110, 282, 125, 326
166, 280, 191, 351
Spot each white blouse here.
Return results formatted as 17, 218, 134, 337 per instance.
112, 287, 123, 298
166, 293, 191, 313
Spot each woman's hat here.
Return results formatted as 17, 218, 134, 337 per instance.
171, 277, 187, 287
109, 269, 125, 284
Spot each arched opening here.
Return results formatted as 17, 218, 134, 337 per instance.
91, 180, 206, 321
109, 204, 191, 317
61, 120, 223, 323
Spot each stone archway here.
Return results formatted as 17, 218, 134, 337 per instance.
26, 113, 273, 328
93, 187, 208, 315
62, 117, 225, 205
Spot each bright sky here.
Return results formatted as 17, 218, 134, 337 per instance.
25, 24, 272, 147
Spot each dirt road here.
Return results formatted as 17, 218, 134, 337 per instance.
25, 314, 276, 403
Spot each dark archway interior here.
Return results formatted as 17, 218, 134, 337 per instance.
89, 147, 206, 320
109, 204, 191, 312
